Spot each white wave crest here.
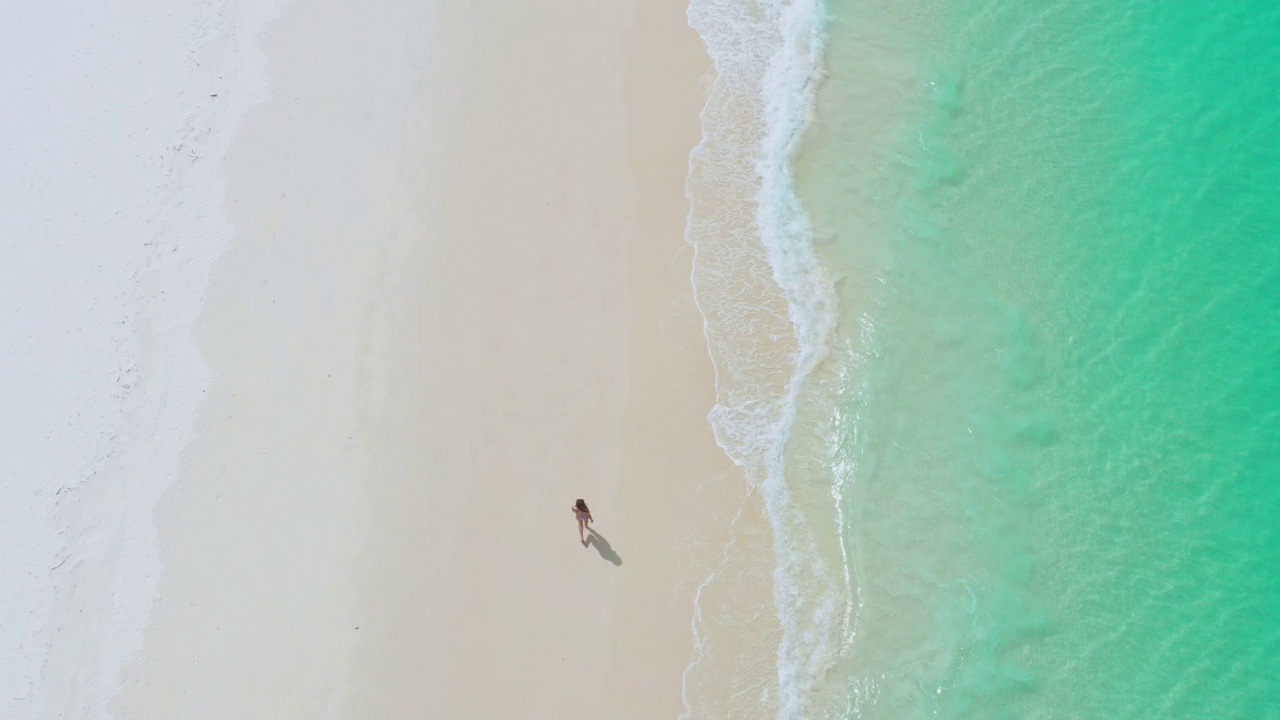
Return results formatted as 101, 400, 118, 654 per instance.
683, 0, 846, 718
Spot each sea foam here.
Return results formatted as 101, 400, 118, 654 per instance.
684, 0, 847, 717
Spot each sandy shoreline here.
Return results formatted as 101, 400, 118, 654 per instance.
344, 0, 734, 715
101, 0, 732, 717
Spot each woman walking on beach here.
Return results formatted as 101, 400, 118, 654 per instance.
571, 499, 593, 543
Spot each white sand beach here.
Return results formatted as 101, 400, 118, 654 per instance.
4, 0, 749, 718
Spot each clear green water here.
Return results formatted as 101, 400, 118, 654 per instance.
797, 0, 1280, 717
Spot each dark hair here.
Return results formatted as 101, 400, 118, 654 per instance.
575, 499, 589, 512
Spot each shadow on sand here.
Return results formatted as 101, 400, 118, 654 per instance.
584, 529, 622, 566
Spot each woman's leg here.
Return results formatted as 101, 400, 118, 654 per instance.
578, 518, 586, 542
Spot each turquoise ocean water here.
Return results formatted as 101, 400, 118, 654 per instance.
686, 0, 1280, 717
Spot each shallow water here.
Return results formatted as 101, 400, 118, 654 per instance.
686, 0, 1280, 717
801, 0, 1280, 716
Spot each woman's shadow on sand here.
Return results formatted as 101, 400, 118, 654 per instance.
584, 528, 622, 566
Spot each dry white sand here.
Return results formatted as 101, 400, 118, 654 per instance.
94, 0, 739, 718
2, 3, 285, 718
